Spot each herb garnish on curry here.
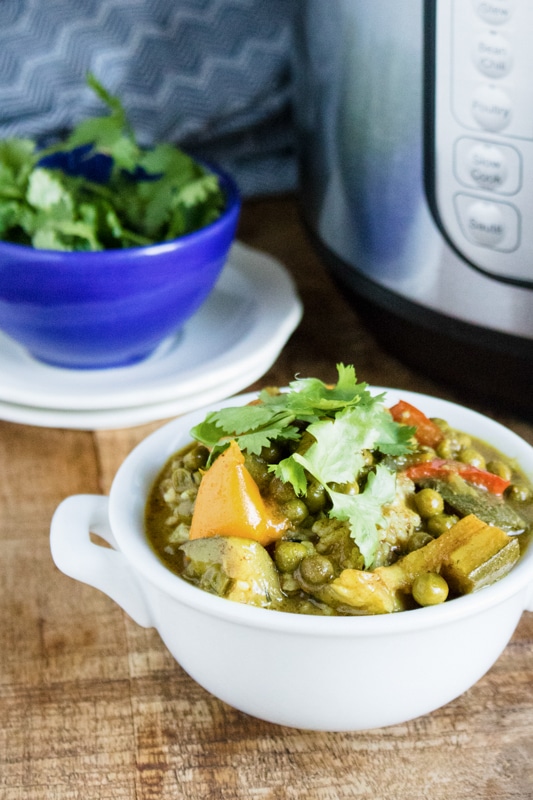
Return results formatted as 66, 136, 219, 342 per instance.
145, 365, 533, 615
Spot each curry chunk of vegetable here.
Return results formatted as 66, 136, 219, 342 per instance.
312, 514, 521, 614
317, 569, 406, 615
179, 536, 283, 607
440, 522, 520, 594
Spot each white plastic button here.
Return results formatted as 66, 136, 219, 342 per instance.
471, 84, 512, 131
454, 137, 522, 194
473, 0, 514, 25
465, 200, 505, 246
473, 31, 512, 78
467, 142, 508, 190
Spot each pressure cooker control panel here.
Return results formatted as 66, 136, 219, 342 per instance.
429, 0, 533, 285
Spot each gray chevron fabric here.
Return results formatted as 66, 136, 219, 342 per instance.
0, 0, 297, 197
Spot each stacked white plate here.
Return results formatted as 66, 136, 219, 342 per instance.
0, 242, 303, 429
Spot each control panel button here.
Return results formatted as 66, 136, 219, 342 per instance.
473, 31, 512, 78
465, 200, 505, 245
472, 0, 514, 26
471, 84, 512, 131
467, 142, 508, 189
454, 193, 520, 251
454, 137, 521, 195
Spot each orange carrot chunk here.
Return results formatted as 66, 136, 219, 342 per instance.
189, 440, 289, 546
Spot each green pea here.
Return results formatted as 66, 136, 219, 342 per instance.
260, 441, 284, 464
406, 530, 434, 552
412, 573, 449, 606
507, 483, 531, 503
279, 573, 301, 595
431, 418, 449, 433
298, 554, 335, 586
329, 481, 359, 495
455, 433, 472, 450
283, 499, 309, 525
172, 467, 196, 493
361, 449, 375, 467
458, 448, 486, 470
486, 460, 513, 482
405, 451, 436, 467
437, 432, 471, 459
414, 488, 444, 518
269, 476, 297, 504
295, 430, 316, 455
427, 513, 459, 537
436, 438, 454, 459
274, 541, 310, 573
182, 444, 209, 471
305, 480, 328, 513
243, 453, 271, 491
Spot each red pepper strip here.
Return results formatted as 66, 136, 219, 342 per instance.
389, 400, 444, 448
404, 458, 510, 496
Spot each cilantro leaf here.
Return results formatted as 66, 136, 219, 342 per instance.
289, 412, 369, 487
27, 169, 73, 211
329, 466, 397, 567
287, 363, 368, 412
260, 363, 374, 422
191, 405, 300, 461
273, 455, 308, 497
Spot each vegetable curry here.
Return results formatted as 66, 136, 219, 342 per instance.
145, 366, 533, 615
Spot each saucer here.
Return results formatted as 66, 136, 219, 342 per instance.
0, 242, 303, 428
0, 360, 274, 429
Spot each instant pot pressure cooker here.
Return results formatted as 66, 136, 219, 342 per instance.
295, 0, 533, 416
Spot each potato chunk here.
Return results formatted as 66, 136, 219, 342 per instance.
179, 536, 283, 607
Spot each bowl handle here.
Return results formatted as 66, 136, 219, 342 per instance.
50, 494, 153, 628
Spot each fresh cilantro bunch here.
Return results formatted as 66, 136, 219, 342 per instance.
0, 74, 225, 251
191, 364, 416, 567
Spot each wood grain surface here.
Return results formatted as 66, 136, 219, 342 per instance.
1, 195, 532, 800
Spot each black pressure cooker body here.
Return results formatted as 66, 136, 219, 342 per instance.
295, 0, 533, 416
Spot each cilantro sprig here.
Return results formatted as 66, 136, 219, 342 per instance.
191, 365, 415, 567
0, 74, 225, 251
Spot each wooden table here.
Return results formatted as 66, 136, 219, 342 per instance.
1, 195, 532, 800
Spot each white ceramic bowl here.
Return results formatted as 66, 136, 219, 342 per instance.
50, 388, 533, 731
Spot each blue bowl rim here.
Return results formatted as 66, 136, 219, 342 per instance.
0, 160, 241, 260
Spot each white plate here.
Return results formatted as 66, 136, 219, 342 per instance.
0, 356, 277, 429
0, 242, 302, 417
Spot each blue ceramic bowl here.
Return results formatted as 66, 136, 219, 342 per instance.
0, 162, 240, 369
